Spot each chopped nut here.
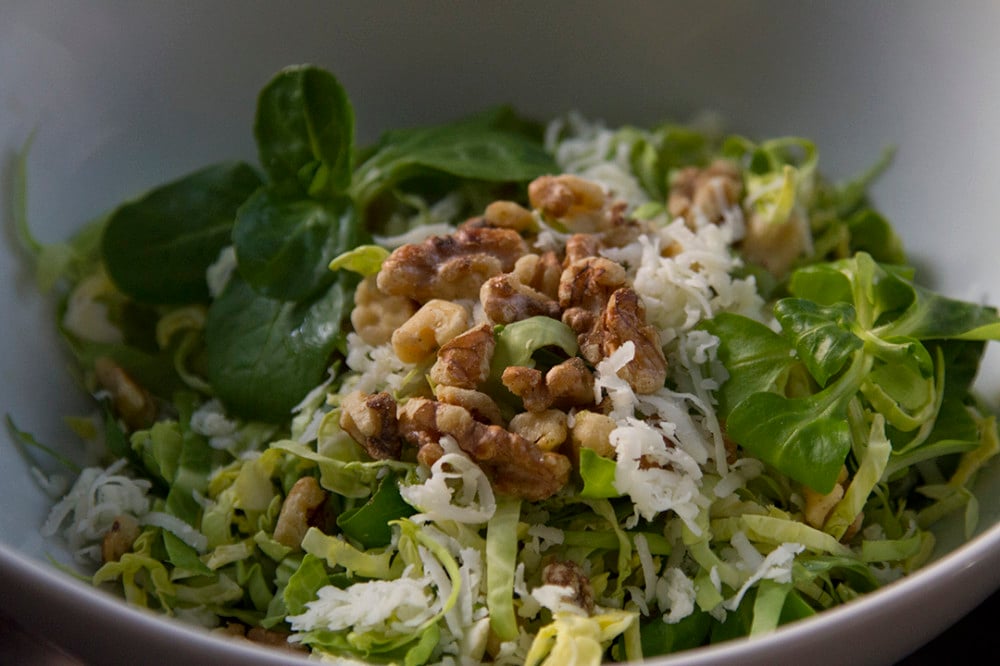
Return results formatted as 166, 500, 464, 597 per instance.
668, 159, 742, 225
350, 276, 417, 346
588, 288, 668, 394
430, 323, 495, 390
273, 477, 328, 550
570, 410, 617, 460
542, 560, 595, 613
94, 356, 156, 431
377, 226, 528, 302
802, 467, 849, 529
502, 358, 595, 412
513, 252, 562, 301
398, 398, 571, 501
340, 390, 402, 460
391, 299, 470, 363
435, 385, 503, 425
509, 409, 568, 452
741, 209, 811, 278
529, 175, 608, 232
558, 254, 628, 317
101, 514, 141, 563
483, 200, 537, 232
480, 273, 561, 325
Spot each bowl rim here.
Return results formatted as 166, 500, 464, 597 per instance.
3, 508, 999, 665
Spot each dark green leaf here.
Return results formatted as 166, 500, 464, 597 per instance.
774, 298, 862, 386
699, 313, 797, 416
352, 117, 556, 210
255, 65, 354, 195
846, 209, 905, 264
101, 162, 262, 304
337, 475, 416, 549
639, 609, 711, 656
205, 274, 353, 421
233, 188, 362, 301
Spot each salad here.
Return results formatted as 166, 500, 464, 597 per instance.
12, 64, 1000, 664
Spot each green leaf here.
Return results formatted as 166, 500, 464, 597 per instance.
337, 475, 416, 549
579, 448, 620, 499
255, 65, 354, 195
162, 530, 212, 575
846, 209, 905, 264
205, 274, 353, 421
328, 244, 391, 276
774, 298, 862, 386
101, 162, 262, 304
638, 609, 711, 657
351, 115, 556, 210
284, 553, 331, 616
233, 187, 362, 301
487, 497, 521, 641
700, 313, 797, 416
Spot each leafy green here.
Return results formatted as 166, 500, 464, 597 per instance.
708, 252, 1000, 492
336, 474, 416, 549
233, 187, 361, 301
205, 275, 353, 421
101, 162, 262, 304
254, 65, 354, 197
486, 497, 521, 641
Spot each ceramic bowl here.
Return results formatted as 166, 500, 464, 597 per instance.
2, 3, 999, 664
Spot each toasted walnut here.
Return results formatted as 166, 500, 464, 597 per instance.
741, 209, 811, 278
398, 398, 571, 501
246, 627, 307, 652
570, 410, 616, 460
435, 385, 503, 425
392, 299, 470, 363
94, 356, 156, 431
802, 467, 849, 529
377, 226, 528, 302
558, 255, 628, 324
509, 409, 568, 452
564, 233, 601, 264
586, 288, 668, 394
430, 323, 495, 389
529, 175, 608, 232
542, 560, 595, 614
668, 159, 742, 225
502, 358, 595, 412
340, 391, 401, 460
101, 514, 141, 563
273, 476, 328, 550
351, 276, 417, 346
513, 252, 562, 301
480, 273, 561, 325
483, 200, 537, 232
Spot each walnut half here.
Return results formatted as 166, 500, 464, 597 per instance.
398, 398, 571, 501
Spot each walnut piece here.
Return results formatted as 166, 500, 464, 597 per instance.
398, 398, 571, 501
741, 209, 811, 278
529, 175, 608, 233
668, 159, 742, 225
570, 410, 617, 460
429, 323, 495, 389
391, 299, 470, 363
351, 275, 417, 346
377, 226, 528, 302
94, 356, 156, 431
502, 357, 595, 412
101, 514, 141, 563
509, 409, 568, 452
273, 476, 329, 550
542, 560, 595, 614
434, 385, 503, 425
588, 288, 668, 394
339, 390, 402, 460
480, 273, 561, 325
513, 252, 562, 301
483, 200, 537, 232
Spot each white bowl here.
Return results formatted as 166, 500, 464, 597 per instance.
2, 2, 999, 665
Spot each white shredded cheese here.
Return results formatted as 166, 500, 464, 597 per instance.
399, 436, 497, 524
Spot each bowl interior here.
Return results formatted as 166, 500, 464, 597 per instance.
3, 2, 1000, 664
